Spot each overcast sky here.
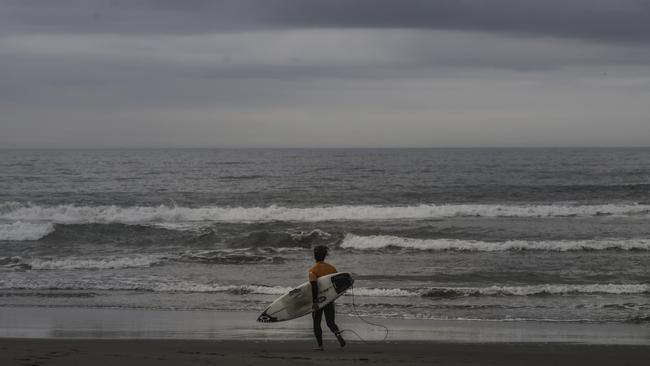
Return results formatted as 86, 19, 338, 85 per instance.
1, 0, 649, 148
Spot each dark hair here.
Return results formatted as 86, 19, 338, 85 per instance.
314, 245, 328, 261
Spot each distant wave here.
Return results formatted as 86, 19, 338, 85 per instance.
1, 202, 649, 230
0, 254, 173, 270
231, 229, 333, 248
0, 221, 55, 241
179, 250, 286, 265
0, 279, 294, 295
0, 250, 289, 270
30, 255, 173, 270
340, 234, 650, 251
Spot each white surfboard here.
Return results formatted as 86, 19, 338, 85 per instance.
257, 272, 354, 323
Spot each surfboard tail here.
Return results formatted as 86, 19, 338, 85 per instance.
331, 272, 354, 294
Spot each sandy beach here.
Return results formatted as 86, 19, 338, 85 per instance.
2, 306, 650, 365
3, 339, 650, 366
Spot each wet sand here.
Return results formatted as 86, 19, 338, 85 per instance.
2, 338, 650, 366
3, 307, 650, 344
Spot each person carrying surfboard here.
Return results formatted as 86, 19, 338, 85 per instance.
309, 245, 346, 350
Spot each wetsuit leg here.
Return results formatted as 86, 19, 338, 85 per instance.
323, 302, 340, 334
312, 308, 324, 346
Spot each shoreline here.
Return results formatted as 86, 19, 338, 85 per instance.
3, 339, 650, 366
1, 306, 650, 345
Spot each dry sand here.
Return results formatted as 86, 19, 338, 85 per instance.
2, 339, 650, 366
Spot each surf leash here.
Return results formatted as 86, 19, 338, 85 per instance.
340, 284, 389, 343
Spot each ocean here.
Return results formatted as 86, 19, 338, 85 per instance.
1, 148, 650, 325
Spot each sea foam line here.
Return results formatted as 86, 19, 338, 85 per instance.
1, 279, 647, 297
1, 202, 649, 227
420, 284, 650, 297
28, 255, 173, 270
340, 234, 650, 251
347, 284, 650, 297
0, 279, 293, 295
0, 254, 175, 270
1, 252, 282, 270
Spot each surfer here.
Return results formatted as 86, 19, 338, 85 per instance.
309, 245, 346, 350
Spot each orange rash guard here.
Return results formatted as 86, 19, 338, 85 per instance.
308, 261, 337, 282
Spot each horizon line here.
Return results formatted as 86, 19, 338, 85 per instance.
1, 146, 650, 150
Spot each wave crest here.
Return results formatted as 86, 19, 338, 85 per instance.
340, 234, 650, 251
2, 202, 649, 226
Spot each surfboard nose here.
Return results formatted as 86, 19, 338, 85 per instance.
257, 311, 277, 323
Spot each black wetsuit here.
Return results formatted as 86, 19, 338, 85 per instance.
309, 261, 344, 347
312, 302, 340, 346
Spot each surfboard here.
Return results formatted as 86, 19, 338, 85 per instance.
257, 272, 354, 323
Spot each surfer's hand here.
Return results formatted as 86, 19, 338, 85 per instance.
312, 303, 319, 311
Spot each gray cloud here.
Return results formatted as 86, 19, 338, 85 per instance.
1, 0, 650, 43
3, 30, 650, 82
1, 1, 650, 148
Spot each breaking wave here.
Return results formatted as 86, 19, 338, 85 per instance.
2, 202, 649, 228
0, 221, 55, 241
340, 234, 650, 251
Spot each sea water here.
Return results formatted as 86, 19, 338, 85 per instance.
1, 148, 650, 324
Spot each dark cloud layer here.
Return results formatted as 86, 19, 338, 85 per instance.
2, 1, 650, 148
2, 0, 650, 43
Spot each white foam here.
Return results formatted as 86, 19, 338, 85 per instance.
340, 234, 650, 251
37, 256, 168, 270
0, 221, 55, 241
0, 273, 400, 296
1, 202, 649, 225
349, 284, 650, 297
349, 287, 418, 297
27, 254, 173, 270
160, 283, 294, 295
424, 284, 650, 297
